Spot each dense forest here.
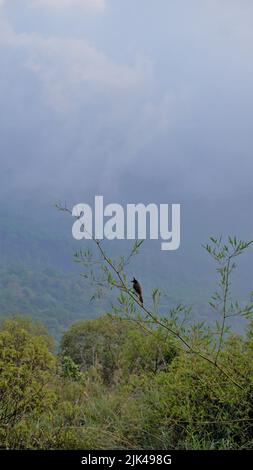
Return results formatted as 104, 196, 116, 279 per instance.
0, 235, 253, 450
0, 313, 253, 450
0, 208, 250, 340
0, 264, 100, 340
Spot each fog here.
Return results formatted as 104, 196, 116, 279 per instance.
0, 0, 253, 298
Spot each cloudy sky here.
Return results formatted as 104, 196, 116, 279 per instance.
0, 0, 253, 248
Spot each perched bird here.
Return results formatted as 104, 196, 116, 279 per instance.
131, 277, 143, 305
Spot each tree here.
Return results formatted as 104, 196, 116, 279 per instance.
61, 315, 176, 384
0, 316, 56, 448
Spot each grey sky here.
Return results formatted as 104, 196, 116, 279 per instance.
0, 0, 253, 248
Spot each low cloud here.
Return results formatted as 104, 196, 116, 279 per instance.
2, 0, 105, 11
0, 1, 152, 114
0, 32, 152, 115
0, 0, 253, 209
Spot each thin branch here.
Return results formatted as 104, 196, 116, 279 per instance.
57, 203, 245, 391
215, 257, 231, 364
95, 239, 243, 390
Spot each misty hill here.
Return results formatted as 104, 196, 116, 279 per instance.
0, 264, 103, 340
0, 205, 252, 339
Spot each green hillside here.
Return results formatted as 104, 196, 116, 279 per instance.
0, 208, 251, 339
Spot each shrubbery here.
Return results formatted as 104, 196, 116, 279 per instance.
0, 314, 253, 450
1, 234, 252, 449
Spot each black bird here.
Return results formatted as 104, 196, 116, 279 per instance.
131, 277, 143, 305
